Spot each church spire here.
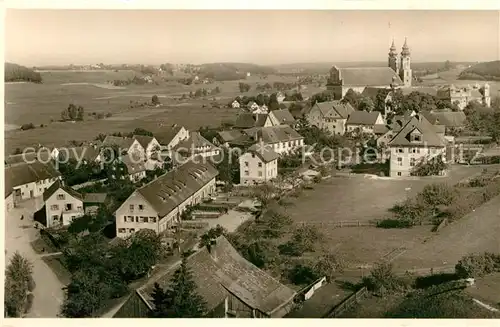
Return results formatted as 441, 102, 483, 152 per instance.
388, 39, 397, 57
401, 37, 410, 56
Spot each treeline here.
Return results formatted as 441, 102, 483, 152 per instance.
112, 76, 153, 86
5, 63, 43, 83
458, 60, 500, 81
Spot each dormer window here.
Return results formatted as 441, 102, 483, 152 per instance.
413, 135, 421, 142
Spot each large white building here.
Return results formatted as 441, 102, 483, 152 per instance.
43, 181, 84, 227
114, 160, 218, 238
244, 126, 305, 155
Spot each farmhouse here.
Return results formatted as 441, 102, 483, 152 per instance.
133, 135, 161, 160
102, 135, 145, 158
173, 131, 221, 159
82, 193, 109, 215
421, 111, 467, 131
216, 130, 253, 148
114, 160, 218, 238
239, 143, 279, 185
244, 126, 305, 155
265, 109, 296, 127
5, 161, 62, 205
155, 124, 190, 151
346, 111, 385, 135
326, 40, 411, 99
113, 236, 296, 318
388, 114, 447, 177
43, 180, 84, 228
121, 154, 148, 182
305, 101, 355, 135
231, 100, 241, 108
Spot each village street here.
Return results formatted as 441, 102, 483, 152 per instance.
5, 199, 65, 318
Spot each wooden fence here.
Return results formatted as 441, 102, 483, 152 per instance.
298, 220, 435, 229
295, 276, 327, 302
323, 287, 368, 318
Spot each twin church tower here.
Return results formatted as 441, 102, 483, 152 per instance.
388, 38, 412, 87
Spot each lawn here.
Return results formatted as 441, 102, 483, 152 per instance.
41, 255, 72, 285
466, 272, 500, 309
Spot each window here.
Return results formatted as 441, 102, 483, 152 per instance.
57, 194, 65, 200
77, 206, 82, 211
397, 157, 403, 166
251, 153, 255, 158
52, 215, 59, 221
410, 158, 416, 167
397, 172, 402, 176
124, 216, 134, 223
414, 135, 421, 142
245, 161, 249, 167
129, 204, 134, 211
139, 204, 144, 211
118, 228, 126, 233
258, 162, 262, 168
138, 216, 146, 223
412, 148, 417, 153
258, 171, 263, 177
398, 148, 404, 153
129, 228, 135, 233
150, 217, 157, 223
50, 204, 59, 211
65, 203, 73, 211
245, 170, 249, 176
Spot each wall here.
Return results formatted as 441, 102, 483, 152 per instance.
146, 138, 161, 159
115, 191, 160, 238
269, 139, 304, 155
240, 152, 278, 185
389, 146, 446, 177
45, 188, 84, 227
13, 177, 60, 203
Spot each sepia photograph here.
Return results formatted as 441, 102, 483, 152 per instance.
3, 6, 500, 320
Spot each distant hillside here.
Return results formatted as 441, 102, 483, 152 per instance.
458, 61, 500, 81
5, 62, 43, 83
198, 62, 276, 81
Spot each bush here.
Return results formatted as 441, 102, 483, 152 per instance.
24, 293, 34, 314
413, 273, 460, 289
20, 123, 35, 130
362, 262, 409, 294
288, 263, 321, 285
455, 253, 500, 278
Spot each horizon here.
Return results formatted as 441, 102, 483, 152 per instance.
5, 10, 500, 66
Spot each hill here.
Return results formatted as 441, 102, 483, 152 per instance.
5, 62, 43, 83
198, 62, 276, 81
458, 61, 500, 81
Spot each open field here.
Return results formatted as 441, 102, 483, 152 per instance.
392, 194, 500, 271
466, 272, 500, 309
287, 165, 488, 224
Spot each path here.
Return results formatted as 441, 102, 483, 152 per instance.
5, 200, 65, 318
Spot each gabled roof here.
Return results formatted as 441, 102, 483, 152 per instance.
234, 113, 258, 129
346, 111, 382, 126
245, 125, 303, 144
137, 235, 296, 315
339, 67, 402, 86
388, 115, 446, 147
83, 193, 108, 204
400, 87, 438, 97
133, 135, 155, 149
174, 132, 218, 153
155, 124, 184, 145
43, 180, 83, 202
102, 136, 135, 150
429, 111, 467, 128
5, 161, 61, 195
311, 101, 355, 119
121, 154, 148, 174
247, 143, 279, 163
255, 114, 268, 127
58, 146, 100, 162
373, 124, 390, 135
129, 161, 219, 218
270, 109, 296, 125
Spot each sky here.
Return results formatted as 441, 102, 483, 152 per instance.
5, 10, 500, 66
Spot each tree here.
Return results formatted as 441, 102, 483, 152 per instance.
358, 97, 375, 112
132, 128, 154, 137
152, 95, 160, 105
242, 240, 280, 269
342, 89, 363, 109
238, 82, 251, 93
4, 252, 34, 317
268, 93, 280, 111
76, 105, 84, 121
411, 155, 448, 177
416, 183, 458, 213
152, 257, 207, 317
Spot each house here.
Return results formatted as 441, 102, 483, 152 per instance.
436, 83, 491, 110
252, 104, 268, 115
113, 236, 296, 318
173, 132, 221, 160
231, 100, 240, 109
420, 111, 467, 132
121, 154, 148, 183
133, 135, 161, 160
276, 92, 286, 103
244, 126, 305, 155
155, 124, 190, 151
265, 109, 296, 127
5, 161, 62, 205
43, 181, 84, 228
216, 130, 254, 148
346, 111, 385, 135
114, 160, 218, 238
305, 101, 355, 135
388, 114, 447, 177
234, 113, 270, 129
239, 143, 279, 185
102, 135, 145, 159
248, 101, 260, 112
82, 193, 109, 215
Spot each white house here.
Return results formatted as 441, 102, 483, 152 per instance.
276, 92, 286, 103
232, 100, 241, 109
248, 101, 260, 112
244, 126, 305, 155
102, 135, 145, 158
173, 132, 221, 160
43, 181, 84, 228
304, 101, 355, 135
133, 135, 161, 160
5, 161, 62, 205
114, 161, 218, 238
156, 124, 190, 151
388, 115, 447, 177
346, 111, 385, 135
240, 144, 279, 185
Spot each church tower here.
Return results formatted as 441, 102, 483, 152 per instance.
399, 37, 412, 87
388, 39, 399, 74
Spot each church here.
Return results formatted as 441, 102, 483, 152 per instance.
327, 38, 412, 100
